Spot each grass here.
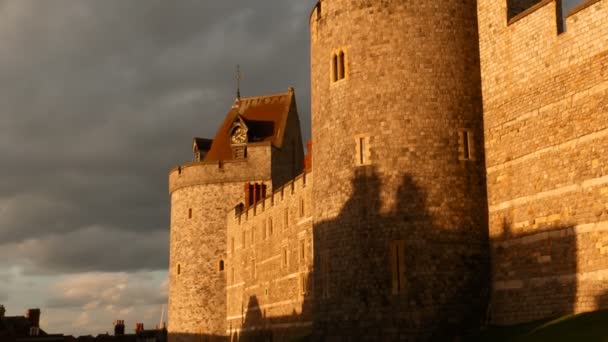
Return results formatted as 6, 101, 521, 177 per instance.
467, 310, 608, 342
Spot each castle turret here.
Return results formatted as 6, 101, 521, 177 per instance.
168, 88, 304, 341
309, 1, 489, 339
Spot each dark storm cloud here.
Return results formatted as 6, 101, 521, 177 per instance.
0, 0, 316, 272
0, 226, 168, 274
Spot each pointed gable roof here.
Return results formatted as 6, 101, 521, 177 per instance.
203, 87, 295, 162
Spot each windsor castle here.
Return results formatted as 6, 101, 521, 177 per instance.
166, 0, 608, 340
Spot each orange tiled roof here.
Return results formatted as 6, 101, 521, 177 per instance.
203, 87, 295, 162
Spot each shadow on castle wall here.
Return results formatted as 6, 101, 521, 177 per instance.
169, 167, 489, 341
309, 167, 490, 341
488, 218, 578, 325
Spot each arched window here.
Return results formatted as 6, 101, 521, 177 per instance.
331, 50, 347, 83
219, 260, 225, 272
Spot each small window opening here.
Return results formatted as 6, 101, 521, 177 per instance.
283, 248, 288, 267
390, 240, 406, 295
299, 198, 305, 217
359, 137, 366, 165
262, 221, 267, 240
332, 54, 339, 82
355, 135, 371, 166
268, 218, 273, 236
300, 240, 306, 263
219, 260, 225, 272
338, 51, 345, 80
284, 209, 289, 228
459, 129, 474, 161
463, 131, 470, 160
177, 264, 181, 275
188, 208, 192, 219
300, 274, 308, 295
316, 2, 322, 20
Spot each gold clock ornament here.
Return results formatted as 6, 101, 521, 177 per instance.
231, 127, 247, 144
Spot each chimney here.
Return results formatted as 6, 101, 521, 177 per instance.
135, 323, 144, 333
26, 308, 40, 328
114, 320, 125, 336
0, 305, 5, 320
304, 140, 313, 172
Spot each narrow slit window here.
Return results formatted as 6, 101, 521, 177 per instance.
459, 129, 474, 161
332, 54, 338, 82
268, 218, 273, 236
219, 260, 224, 272
299, 198, 305, 217
390, 240, 406, 295
300, 240, 306, 264
283, 248, 288, 267
463, 131, 470, 160
284, 209, 289, 228
262, 221, 267, 240
188, 208, 192, 219
177, 264, 181, 275
338, 51, 345, 80
359, 137, 366, 165
355, 135, 370, 166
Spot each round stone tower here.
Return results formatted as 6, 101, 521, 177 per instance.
310, 0, 489, 340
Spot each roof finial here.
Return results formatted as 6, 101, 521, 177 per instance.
236, 64, 242, 101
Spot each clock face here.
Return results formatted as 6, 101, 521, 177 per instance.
231, 127, 247, 144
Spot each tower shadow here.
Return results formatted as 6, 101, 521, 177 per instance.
311, 167, 490, 341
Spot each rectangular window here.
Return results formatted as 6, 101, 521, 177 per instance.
300, 274, 308, 295
332, 54, 338, 82
188, 208, 192, 219
299, 198, 305, 217
284, 209, 289, 228
262, 221, 267, 240
355, 135, 371, 166
338, 51, 345, 80
268, 218, 273, 236
459, 129, 474, 161
390, 240, 407, 295
300, 240, 306, 263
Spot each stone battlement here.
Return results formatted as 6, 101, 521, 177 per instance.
168, 143, 272, 194
231, 172, 310, 225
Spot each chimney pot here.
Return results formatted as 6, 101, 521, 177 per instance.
26, 308, 40, 328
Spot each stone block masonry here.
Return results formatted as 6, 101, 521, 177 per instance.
477, 0, 608, 324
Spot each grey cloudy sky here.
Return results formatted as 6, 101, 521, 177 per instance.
0, 0, 584, 337
0, 0, 315, 336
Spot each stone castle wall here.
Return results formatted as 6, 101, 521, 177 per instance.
226, 172, 313, 340
168, 145, 274, 339
309, 0, 489, 339
477, 0, 608, 324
